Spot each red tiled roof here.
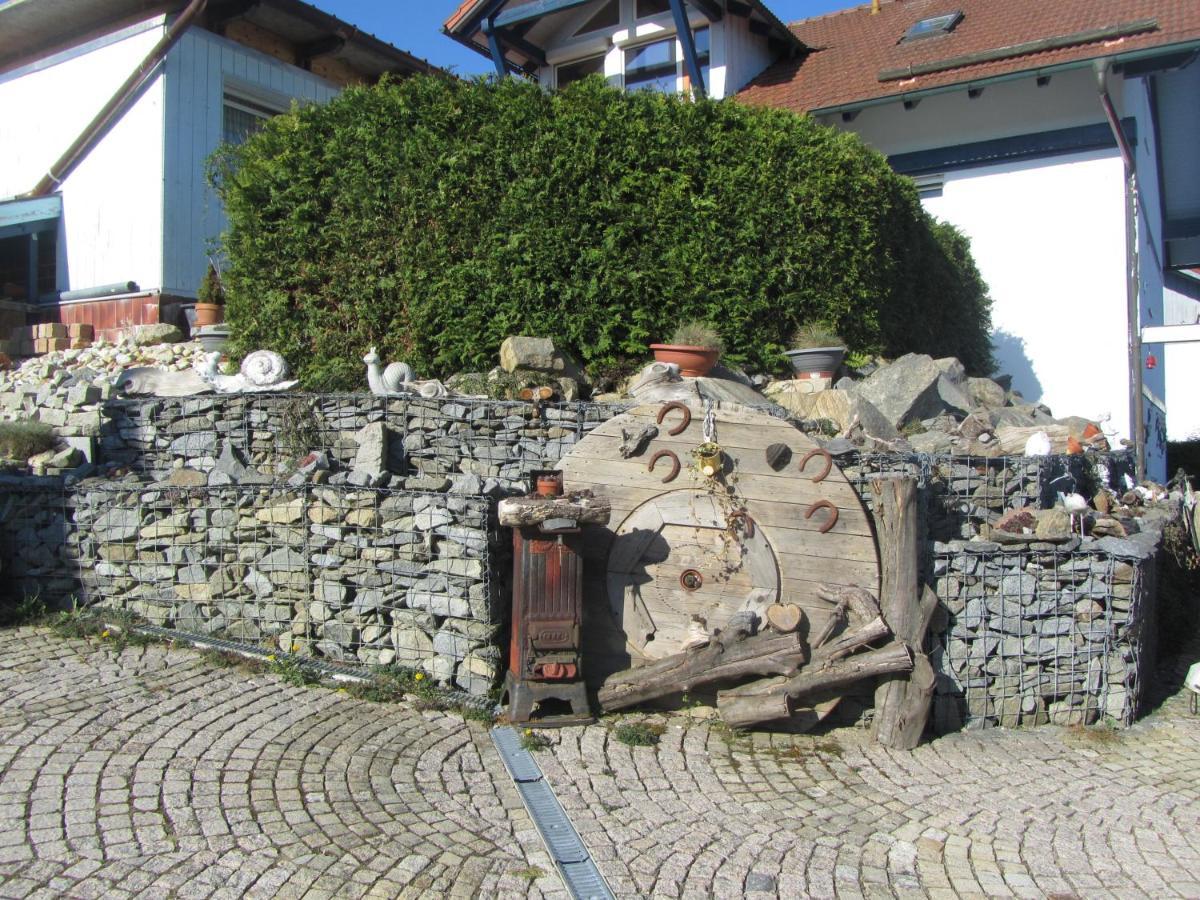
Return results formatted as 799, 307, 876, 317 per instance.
739, 0, 1200, 114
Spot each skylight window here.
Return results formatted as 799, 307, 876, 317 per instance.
901, 11, 963, 42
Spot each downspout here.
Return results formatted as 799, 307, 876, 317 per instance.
1094, 58, 1145, 482
26, 0, 209, 198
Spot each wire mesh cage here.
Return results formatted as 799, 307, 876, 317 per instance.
71, 481, 501, 691
930, 543, 1148, 731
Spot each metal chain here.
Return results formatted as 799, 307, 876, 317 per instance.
702, 400, 716, 443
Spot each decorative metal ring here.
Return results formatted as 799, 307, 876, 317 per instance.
804, 499, 839, 534
656, 401, 692, 436
679, 569, 704, 592
797, 448, 833, 483
648, 449, 681, 483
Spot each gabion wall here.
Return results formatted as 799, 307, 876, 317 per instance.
930, 539, 1156, 731
71, 481, 500, 693
101, 394, 625, 493
0, 392, 1161, 719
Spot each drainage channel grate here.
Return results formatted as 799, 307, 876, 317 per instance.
491, 726, 615, 900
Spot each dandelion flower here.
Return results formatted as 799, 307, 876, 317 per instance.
100, 630, 110, 639
414, 673, 424, 682
267, 654, 276, 662
291, 643, 300, 653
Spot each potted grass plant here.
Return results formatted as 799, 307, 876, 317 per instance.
650, 322, 724, 377
784, 321, 845, 378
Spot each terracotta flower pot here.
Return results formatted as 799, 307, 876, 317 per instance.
194, 302, 223, 328
649, 344, 719, 377
535, 473, 563, 497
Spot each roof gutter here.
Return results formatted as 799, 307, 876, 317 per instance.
810, 37, 1200, 118
26, 0, 208, 198
1095, 57, 1144, 481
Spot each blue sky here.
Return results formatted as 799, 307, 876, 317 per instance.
308, 1, 859, 76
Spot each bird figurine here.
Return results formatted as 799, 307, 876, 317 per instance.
1024, 430, 1052, 457
363, 347, 416, 396
197, 351, 298, 393
1057, 491, 1090, 535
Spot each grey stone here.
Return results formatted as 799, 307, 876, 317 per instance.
966, 377, 1007, 410
258, 547, 307, 573
499, 336, 587, 384
352, 422, 388, 479
856, 354, 970, 428
93, 508, 141, 542
129, 324, 184, 346
168, 432, 217, 456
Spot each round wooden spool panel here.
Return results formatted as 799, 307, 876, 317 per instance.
558, 403, 881, 686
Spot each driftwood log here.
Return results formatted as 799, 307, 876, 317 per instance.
869, 477, 939, 750
497, 493, 612, 527
717, 641, 913, 729
597, 628, 808, 712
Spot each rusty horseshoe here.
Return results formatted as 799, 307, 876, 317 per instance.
656, 401, 692, 437
797, 448, 833, 484
804, 500, 839, 534
648, 449, 681, 483
728, 509, 756, 538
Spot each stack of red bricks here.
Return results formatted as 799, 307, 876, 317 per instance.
7, 323, 95, 356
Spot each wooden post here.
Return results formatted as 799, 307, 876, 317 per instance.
869, 476, 938, 750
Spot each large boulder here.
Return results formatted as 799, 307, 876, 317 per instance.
767, 385, 899, 440
128, 323, 184, 346
499, 336, 588, 385
856, 354, 971, 429
966, 376, 1007, 410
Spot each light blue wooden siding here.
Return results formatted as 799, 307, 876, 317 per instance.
161, 28, 340, 297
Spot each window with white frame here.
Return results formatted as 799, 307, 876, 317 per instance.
557, 54, 607, 88
222, 93, 283, 146
622, 27, 709, 93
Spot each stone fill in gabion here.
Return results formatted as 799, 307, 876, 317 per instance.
930, 536, 1158, 731
71, 482, 500, 694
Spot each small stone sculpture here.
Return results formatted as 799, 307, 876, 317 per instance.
198, 350, 299, 393
363, 347, 450, 398
115, 367, 213, 397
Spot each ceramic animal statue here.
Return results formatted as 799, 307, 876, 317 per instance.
198, 350, 299, 393
362, 347, 450, 398
363, 347, 415, 395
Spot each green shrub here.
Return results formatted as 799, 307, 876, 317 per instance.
212, 75, 993, 387
0, 420, 56, 461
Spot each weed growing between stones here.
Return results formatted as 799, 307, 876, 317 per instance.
267, 653, 320, 687
1067, 719, 1121, 745
512, 866, 546, 883
0, 592, 46, 627
0, 419, 56, 461
519, 728, 552, 752
613, 721, 665, 747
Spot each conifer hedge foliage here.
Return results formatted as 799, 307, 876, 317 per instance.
212, 75, 993, 388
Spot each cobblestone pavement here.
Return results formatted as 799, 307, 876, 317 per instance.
0, 628, 564, 900
2, 626, 1199, 899
536, 690, 1200, 899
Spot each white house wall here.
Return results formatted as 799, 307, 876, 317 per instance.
0, 20, 168, 294
721, 11, 776, 97
161, 28, 340, 298
919, 151, 1130, 441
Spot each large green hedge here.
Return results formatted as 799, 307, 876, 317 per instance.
212, 75, 993, 388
